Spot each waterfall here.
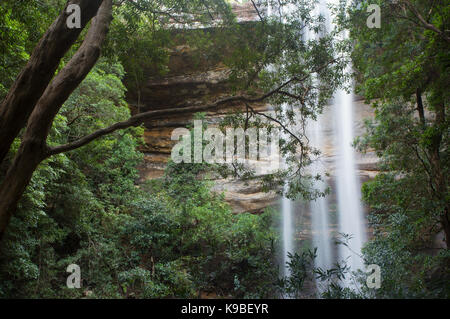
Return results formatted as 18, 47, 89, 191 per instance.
281, 182, 293, 277
333, 80, 367, 280
268, 0, 294, 279
306, 0, 333, 280
309, 117, 333, 275
271, 0, 367, 291
327, 0, 366, 283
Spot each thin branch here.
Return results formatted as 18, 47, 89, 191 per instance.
400, 0, 450, 43
412, 146, 437, 197
251, 0, 265, 24
245, 103, 304, 150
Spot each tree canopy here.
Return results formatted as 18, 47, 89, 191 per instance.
0, 0, 448, 299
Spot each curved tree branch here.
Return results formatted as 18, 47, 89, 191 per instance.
47, 59, 337, 156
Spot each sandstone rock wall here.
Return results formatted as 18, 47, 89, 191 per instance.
124, 2, 379, 214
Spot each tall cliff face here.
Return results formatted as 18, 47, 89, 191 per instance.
123, 2, 378, 214
122, 2, 280, 214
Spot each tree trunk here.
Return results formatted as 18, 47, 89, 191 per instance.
429, 101, 449, 249
416, 89, 426, 127
441, 208, 450, 249
0, 0, 103, 164
0, 0, 113, 243
0, 142, 46, 241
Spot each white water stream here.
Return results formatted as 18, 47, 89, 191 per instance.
333, 74, 367, 280
273, 0, 366, 288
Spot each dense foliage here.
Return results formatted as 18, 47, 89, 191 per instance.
0, 59, 279, 298
0, 0, 62, 99
0, 1, 279, 297
344, 0, 449, 298
0, 0, 448, 299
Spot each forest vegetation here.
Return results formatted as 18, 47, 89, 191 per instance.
0, 0, 448, 299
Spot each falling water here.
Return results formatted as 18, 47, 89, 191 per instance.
333, 83, 366, 279
306, 0, 333, 277
272, 0, 367, 289
267, 0, 294, 279
281, 181, 293, 277
325, 0, 367, 281
306, 0, 367, 287
309, 117, 333, 274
